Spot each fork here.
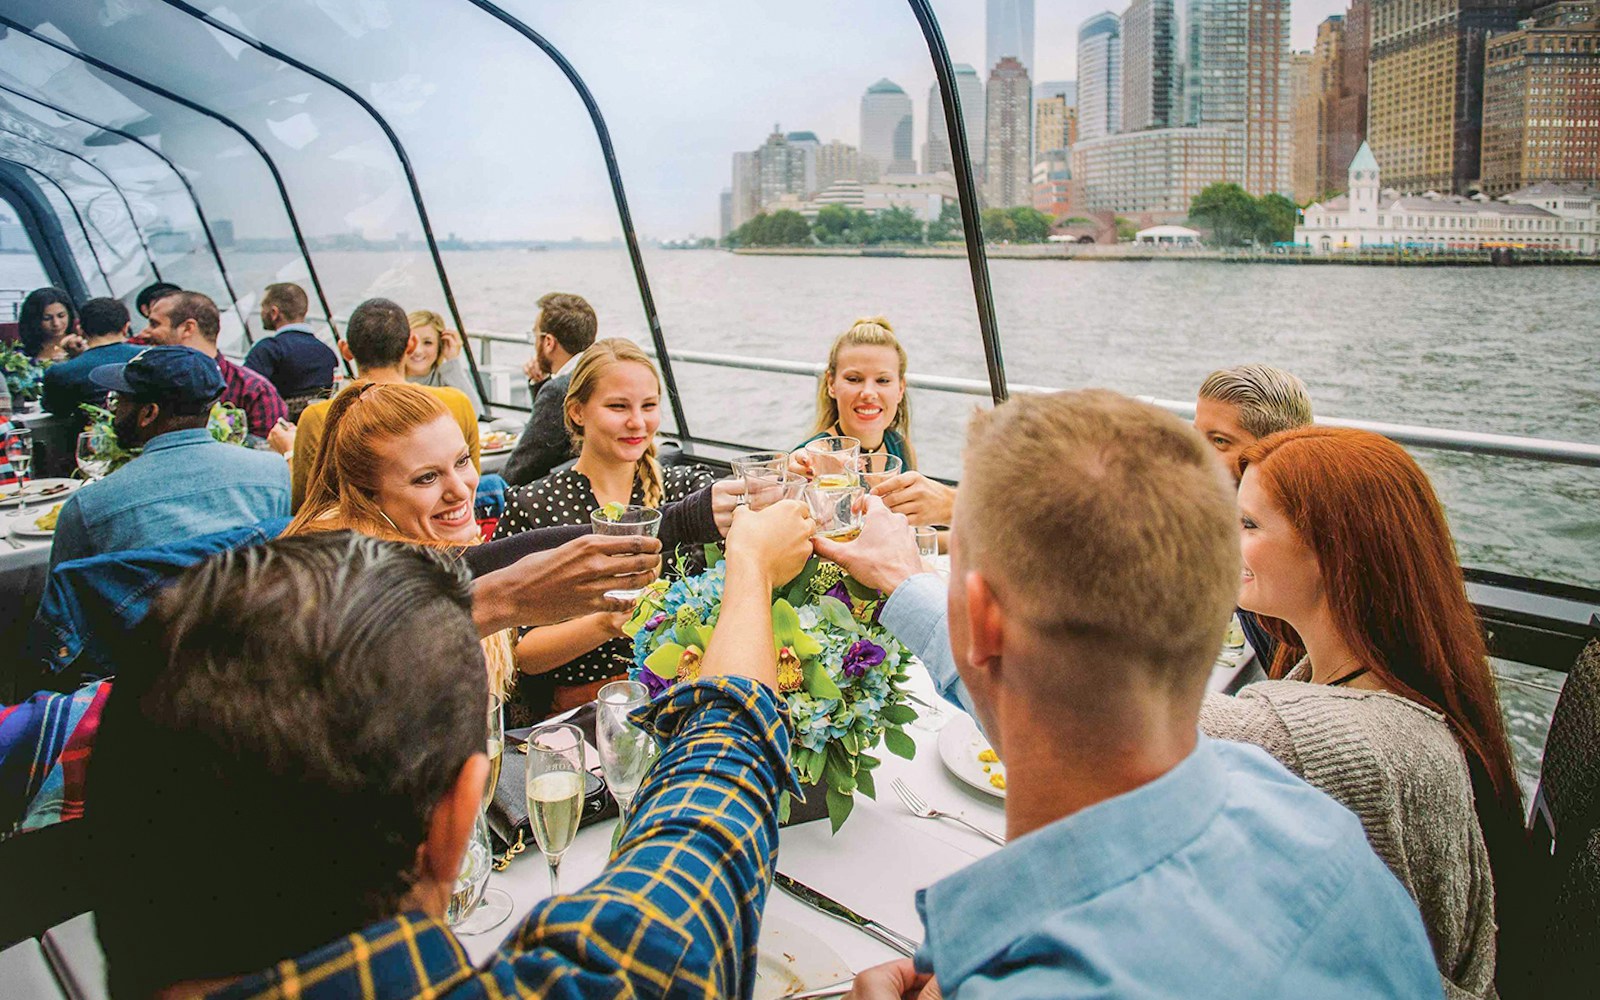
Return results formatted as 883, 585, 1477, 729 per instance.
890, 778, 1005, 846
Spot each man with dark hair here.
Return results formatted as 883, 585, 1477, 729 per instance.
134, 281, 180, 320
242, 282, 337, 418
503, 291, 599, 486
92, 502, 814, 998
143, 290, 287, 440
48, 346, 289, 568
41, 296, 141, 425
271, 297, 479, 511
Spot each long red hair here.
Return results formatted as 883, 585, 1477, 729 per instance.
1241, 427, 1525, 929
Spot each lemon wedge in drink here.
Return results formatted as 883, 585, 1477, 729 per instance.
598, 501, 628, 522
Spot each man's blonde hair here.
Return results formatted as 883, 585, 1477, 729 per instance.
1197, 364, 1313, 439
958, 389, 1240, 688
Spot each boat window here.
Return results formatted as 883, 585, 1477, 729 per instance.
0, 200, 48, 301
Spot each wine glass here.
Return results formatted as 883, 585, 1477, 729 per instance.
589, 505, 661, 602
596, 680, 656, 831
446, 813, 493, 927
805, 435, 860, 487
453, 699, 513, 934
858, 452, 904, 491
526, 722, 585, 896
76, 432, 109, 481
7, 427, 33, 517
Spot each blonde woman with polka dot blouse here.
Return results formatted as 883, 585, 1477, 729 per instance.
492, 338, 716, 721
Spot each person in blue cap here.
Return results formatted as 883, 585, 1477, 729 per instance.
47, 346, 290, 569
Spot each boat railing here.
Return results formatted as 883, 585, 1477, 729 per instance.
0, 288, 25, 322
456, 329, 1600, 470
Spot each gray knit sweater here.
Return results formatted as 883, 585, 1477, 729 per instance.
1201, 663, 1497, 1000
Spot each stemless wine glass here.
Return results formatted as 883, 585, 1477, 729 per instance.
446, 813, 493, 927
76, 432, 109, 481
913, 526, 940, 564
453, 698, 515, 934
805, 481, 865, 540
804, 435, 860, 487
7, 427, 34, 516
525, 722, 586, 896
858, 452, 904, 491
596, 680, 657, 830
589, 505, 662, 601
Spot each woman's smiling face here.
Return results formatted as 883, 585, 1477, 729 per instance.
570, 361, 661, 466
829, 344, 904, 441
406, 325, 440, 377
368, 414, 480, 543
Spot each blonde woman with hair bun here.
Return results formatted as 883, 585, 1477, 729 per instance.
493, 337, 718, 721
404, 308, 476, 398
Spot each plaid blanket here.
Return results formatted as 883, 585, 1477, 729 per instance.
0, 680, 111, 838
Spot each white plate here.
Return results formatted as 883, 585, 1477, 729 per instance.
753, 914, 852, 1000
0, 479, 79, 508
937, 712, 1006, 799
10, 523, 55, 539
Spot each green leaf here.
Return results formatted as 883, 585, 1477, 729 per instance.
823, 751, 856, 794
825, 784, 855, 834
804, 748, 827, 786
856, 767, 876, 800
857, 753, 882, 770
881, 703, 918, 725
884, 727, 917, 760
803, 659, 842, 701
843, 575, 879, 602
703, 542, 723, 567
842, 729, 860, 754
792, 630, 822, 660
786, 558, 820, 603
677, 621, 711, 651
644, 642, 685, 680
777, 791, 792, 824
816, 596, 857, 632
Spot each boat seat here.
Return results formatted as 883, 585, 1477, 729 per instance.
1524, 619, 1600, 994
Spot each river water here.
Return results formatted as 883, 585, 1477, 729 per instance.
7, 247, 1594, 779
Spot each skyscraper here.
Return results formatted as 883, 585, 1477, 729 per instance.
1290, 51, 1320, 203
1036, 94, 1072, 157
1327, 0, 1370, 195
1183, 0, 1291, 195
987, 0, 1036, 77
1077, 13, 1122, 142
1368, 0, 1523, 194
861, 78, 916, 176
1120, 0, 1180, 131
730, 151, 759, 229
924, 64, 986, 175
984, 57, 1033, 208
816, 140, 869, 191
1481, 2, 1600, 195
786, 131, 822, 195
756, 127, 808, 206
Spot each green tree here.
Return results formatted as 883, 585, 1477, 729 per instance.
733, 210, 812, 247
812, 204, 855, 244
867, 206, 925, 245
1187, 183, 1260, 246
981, 207, 1018, 243
1007, 206, 1054, 243
1254, 193, 1299, 244
926, 202, 965, 243
1114, 216, 1139, 241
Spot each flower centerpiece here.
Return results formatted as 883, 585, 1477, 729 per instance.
79, 400, 251, 474
626, 548, 919, 833
0, 342, 44, 404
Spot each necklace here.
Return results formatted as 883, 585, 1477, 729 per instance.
1326, 665, 1372, 687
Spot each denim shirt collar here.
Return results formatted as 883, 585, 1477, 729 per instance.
139, 427, 217, 454
273, 322, 316, 337
916, 735, 1229, 989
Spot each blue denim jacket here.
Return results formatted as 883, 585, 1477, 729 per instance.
32, 518, 289, 678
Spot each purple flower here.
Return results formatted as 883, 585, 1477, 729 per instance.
825, 581, 851, 606
637, 667, 672, 699
645, 613, 668, 632
841, 639, 885, 679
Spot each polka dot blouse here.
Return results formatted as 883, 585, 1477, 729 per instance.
492, 463, 717, 688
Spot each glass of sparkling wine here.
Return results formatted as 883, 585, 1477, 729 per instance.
7, 427, 33, 516
446, 813, 493, 927
76, 432, 109, 481
453, 698, 514, 934
804, 436, 860, 487
589, 505, 662, 602
858, 452, 903, 491
526, 722, 586, 896
596, 680, 656, 831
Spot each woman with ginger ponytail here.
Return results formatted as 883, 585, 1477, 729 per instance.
1200, 426, 1525, 1000
493, 338, 716, 720
281, 380, 516, 702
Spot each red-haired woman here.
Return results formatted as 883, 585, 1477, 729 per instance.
1201, 426, 1524, 1000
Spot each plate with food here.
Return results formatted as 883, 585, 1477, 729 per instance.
937, 711, 1006, 798
12, 501, 66, 538
752, 914, 852, 1000
481, 429, 520, 455
0, 478, 79, 508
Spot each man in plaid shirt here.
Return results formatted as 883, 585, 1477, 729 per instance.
142, 289, 287, 439
92, 502, 815, 999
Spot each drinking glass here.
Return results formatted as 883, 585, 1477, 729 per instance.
913, 526, 940, 564
588, 505, 662, 601
730, 451, 790, 479
595, 680, 657, 830
452, 699, 514, 934
742, 471, 809, 511
805, 481, 865, 541
526, 722, 586, 896
7, 428, 33, 516
858, 452, 904, 490
804, 436, 860, 487
446, 813, 492, 927
1224, 613, 1246, 650
76, 432, 109, 481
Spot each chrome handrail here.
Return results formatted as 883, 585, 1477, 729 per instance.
447, 330, 1599, 468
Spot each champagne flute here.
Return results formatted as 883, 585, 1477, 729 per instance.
76, 431, 109, 481
526, 722, 585, 896
589, 505, 661, 601
596, 680, 656, 831
454, 698, 514, 934
805, 435, 860, 488
7, 427, 33, 517
446, 813, 493, 927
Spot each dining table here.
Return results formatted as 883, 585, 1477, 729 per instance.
0, 501, 57, 702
